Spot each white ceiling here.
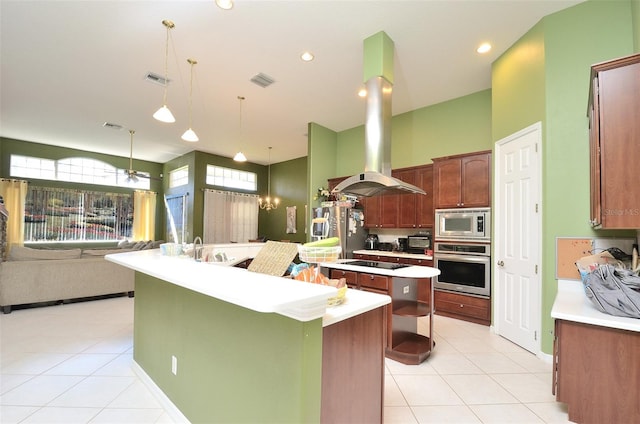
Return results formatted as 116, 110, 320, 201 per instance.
0, 0, 583, 166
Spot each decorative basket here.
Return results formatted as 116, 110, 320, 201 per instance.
297, 245, 341, 263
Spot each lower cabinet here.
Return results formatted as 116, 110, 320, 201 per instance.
329, 266, 433, 364
553, 319, 640, 424
434, 290, 490, 326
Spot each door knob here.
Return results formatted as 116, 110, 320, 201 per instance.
497, 260, 505, 267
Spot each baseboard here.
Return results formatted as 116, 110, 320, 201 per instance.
131, 360, 190, 423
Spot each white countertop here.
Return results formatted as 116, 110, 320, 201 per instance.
320, 259, 440, 279
106, 249, 390, 326
551, 279, 640, 332
354, 249, 433, 261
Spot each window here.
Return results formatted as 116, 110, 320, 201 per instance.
169, 166, 189, 188
10, 154, 150, 190
24, 186, 133, 242
206, 165, 256, 191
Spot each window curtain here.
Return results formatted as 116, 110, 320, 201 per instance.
0, 179, 29, 252
203, 190, 258, 243
132, 190, 157, 241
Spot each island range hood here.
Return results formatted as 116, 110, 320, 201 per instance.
332, 32, 425, 198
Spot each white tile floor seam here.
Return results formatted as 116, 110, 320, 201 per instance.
1, 296, 574, 423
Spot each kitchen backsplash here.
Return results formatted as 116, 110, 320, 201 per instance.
367, 228, 432, 244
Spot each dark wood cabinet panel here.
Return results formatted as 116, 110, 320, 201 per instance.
588, 53, 640, 229
553, 319, 640, 424
329, 269, 358, 288
434, 290, 490, 325
433, 151, 491, 209
416, 165, 434, 228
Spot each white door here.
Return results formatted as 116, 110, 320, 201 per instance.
494, 122, 542, 354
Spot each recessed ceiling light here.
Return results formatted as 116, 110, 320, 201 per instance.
301, 51, 314, 62
358, 88, 367, 98
215, 0, 233, 10
477, 43, 492, 54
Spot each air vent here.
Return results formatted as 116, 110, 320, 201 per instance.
145, 72, 170, 86
103, 122, 123, 130
250, 73, 275, 88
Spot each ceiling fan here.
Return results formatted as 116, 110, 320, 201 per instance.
125, 130, 160, 183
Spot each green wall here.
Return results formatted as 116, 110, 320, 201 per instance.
330, 89, 493, 181
134, 272, 323, 423
261, 156, 308, 243
633, 0, 640, 50
0, 137, 166, 241
492, 0, 636, 354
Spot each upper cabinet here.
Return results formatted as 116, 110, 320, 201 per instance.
432, 151, 491, 209
588, 53, 640, 229
395, 165, 434, 229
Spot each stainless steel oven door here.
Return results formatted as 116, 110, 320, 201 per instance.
434, 253, 490, 297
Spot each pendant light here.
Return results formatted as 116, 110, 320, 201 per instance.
181, 58, 199, 142
153, 20, 176, 123
233, 96, 247, 162
259, 147, 280, 211
215, 0, 234, 10
126, 130, 139, 184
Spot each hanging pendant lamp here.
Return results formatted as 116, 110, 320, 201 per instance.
181, 58, 199, 142
259, 147, 280, 211
153, 19, 176, 123
233, 96, 247, 162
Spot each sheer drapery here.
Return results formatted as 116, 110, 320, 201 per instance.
203, 190, 258, 243
0, 179, 29, 251
22, 186, 132, 242
132, 190, 157, 241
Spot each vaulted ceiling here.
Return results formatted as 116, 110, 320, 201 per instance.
0, 0, 583, 165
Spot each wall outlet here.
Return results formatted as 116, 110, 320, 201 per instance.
171, 355, 178, 375
403, 285, 410, 294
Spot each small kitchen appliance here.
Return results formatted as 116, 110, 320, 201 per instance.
397, 238, 408, 252
364, 234, 379, 250
407, 231, 432, 254
435, 208, 490, 242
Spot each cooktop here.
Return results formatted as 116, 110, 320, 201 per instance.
348, 260, 410, 270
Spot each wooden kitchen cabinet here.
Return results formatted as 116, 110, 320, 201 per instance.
363, 191, 398, 228
553, 319, 640, 424
588, 53, 640, 229
395, 165, 434, 229
432, 151, 491, 209
434, 290, 490, 326
329, 268, 358, 289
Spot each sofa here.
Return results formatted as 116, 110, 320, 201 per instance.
0, 241, 161, 313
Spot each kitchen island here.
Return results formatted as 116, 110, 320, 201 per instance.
551, 280, 640, 424
320, 260, 440, 365
106, 249, 391, 423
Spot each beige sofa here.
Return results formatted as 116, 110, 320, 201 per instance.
0, 244, 154, 313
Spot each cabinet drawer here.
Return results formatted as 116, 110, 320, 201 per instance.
408, 258, 432, 266
329, 269, 358, 287
358, 273, 389, 291
434, 291, 490, 321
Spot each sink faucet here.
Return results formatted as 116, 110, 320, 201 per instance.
193, 236, 203, 261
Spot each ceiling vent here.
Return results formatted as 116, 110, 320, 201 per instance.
250, 73, 275, 88
144, 72, 170, 86
102, 122, 123, 130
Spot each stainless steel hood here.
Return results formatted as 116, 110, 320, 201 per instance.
332, 40, 425, 197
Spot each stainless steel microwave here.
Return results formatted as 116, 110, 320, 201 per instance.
407, 231, 432, 254
435, 208, 491, 241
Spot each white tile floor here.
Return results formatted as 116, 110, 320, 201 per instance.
1, 296, 574, 424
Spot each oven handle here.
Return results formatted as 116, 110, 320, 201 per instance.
434, 253, 490, 264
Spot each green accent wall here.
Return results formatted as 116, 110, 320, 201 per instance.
492, 0, 636, 354
332, 89, 493, 179
0, 137, 166, 241
134, 272, 323, 423
632, 0, 640, 51
262, 156, 308, 243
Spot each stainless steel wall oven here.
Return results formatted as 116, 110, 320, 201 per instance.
433, 242, 490, 297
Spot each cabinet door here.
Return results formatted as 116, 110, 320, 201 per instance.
433, 158, 462, 209
591, 56, 640, 228
460, 153, 491, 207
329, 269, 358, 288
380, 192, 398, 228
395, 168, 417, 228
416, 165, 434, 228
362, 196, 381, 228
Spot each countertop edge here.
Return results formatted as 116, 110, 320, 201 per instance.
106, 250, 390, 326
320, 260, 440, 279
551, 279, 640, 332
